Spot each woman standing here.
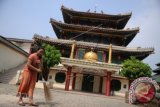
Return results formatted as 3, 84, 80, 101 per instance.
17, 48, 44, 106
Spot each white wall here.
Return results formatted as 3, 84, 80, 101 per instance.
75, 73, 83, 91
102, 77, 106, 94
0, 43, 27, 72
11, 42, 31, 53
37, 68, 129, 97
48, 70, 65, 89
19, 43, 31, 53
102, 77, 129, 97
93, 76, 100, 93
113, 79, 129, 97
47, 70, 73, 90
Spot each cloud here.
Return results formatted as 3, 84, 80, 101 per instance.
126, 1, 160, 69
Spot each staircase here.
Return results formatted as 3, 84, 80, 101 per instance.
0, 63, 25, 84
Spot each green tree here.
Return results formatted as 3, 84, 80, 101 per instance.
120, 56, 152, 80
42, 43, 61, 81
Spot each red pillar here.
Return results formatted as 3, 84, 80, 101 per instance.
128, 79, 133, 90
106, 72, 111, 96
72, 73, 77, 90
65, 66, 72, 91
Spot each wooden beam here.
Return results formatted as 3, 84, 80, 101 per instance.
62, 29, 125, 38
63, 10, 73, 17
70, 41, 76, 59
72, 16, 117, 23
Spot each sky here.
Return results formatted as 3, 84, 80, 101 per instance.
0, 0, 160, 69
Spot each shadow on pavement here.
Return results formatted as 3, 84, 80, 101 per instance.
36, 101, 60, 107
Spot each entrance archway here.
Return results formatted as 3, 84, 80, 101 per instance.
82, 74, 94, 92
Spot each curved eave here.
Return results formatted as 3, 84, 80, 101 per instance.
50, 19, 139, 46
61, 5, 131, 19
33, 34, 154, 60
153, 68, 160, 74
61, 5, 131, 29
156, 63, 160, 66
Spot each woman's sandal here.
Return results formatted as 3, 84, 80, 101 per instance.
18, 102, 25, 106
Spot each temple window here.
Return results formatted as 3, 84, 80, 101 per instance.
112, 55, 122, 64
123, 84, 127, 89
49, 75, 52, 79
117, 55, 122, 64
55, 72, 66, 83
78, 48, 85, 59
61, 49, 70, 58
112, 56, 116, 64
97, 51, 104, 62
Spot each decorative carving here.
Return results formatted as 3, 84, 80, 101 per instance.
60, 57, 122, 75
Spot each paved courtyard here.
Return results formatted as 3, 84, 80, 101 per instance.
0, 83, 142, 107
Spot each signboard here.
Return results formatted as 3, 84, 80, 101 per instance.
129, 77, 159, 104
135, 82, 155, 103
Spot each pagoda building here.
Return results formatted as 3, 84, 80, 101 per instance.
33, 6, 154, 97
152, 63, 160, 85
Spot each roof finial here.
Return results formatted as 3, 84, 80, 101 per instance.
101, 10, 103, 14
87, 9, 90, 12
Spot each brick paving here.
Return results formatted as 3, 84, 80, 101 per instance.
0, 83, 142, 107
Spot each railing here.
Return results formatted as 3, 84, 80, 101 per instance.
60, 57, 122, 73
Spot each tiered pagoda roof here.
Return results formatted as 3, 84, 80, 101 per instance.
50, 19, 139, 46
152, 63, 160, 83
48, 6, 153, 61
33, 34, 154, 60
153, 63, 160, 74
61, 6, 132, 29
156, 63, 160, 66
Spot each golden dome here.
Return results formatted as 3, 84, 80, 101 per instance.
83, 51, 98, 62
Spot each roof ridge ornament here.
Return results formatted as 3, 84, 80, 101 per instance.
61, 5, 132, 16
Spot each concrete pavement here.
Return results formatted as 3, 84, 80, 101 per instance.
0, 83, 142, 107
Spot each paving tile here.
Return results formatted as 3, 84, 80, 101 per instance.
0, 83, 142, 107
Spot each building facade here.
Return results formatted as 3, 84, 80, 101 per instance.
33, 6, 154, 97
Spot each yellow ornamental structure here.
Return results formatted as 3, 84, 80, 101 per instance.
83, 51, 98, 62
